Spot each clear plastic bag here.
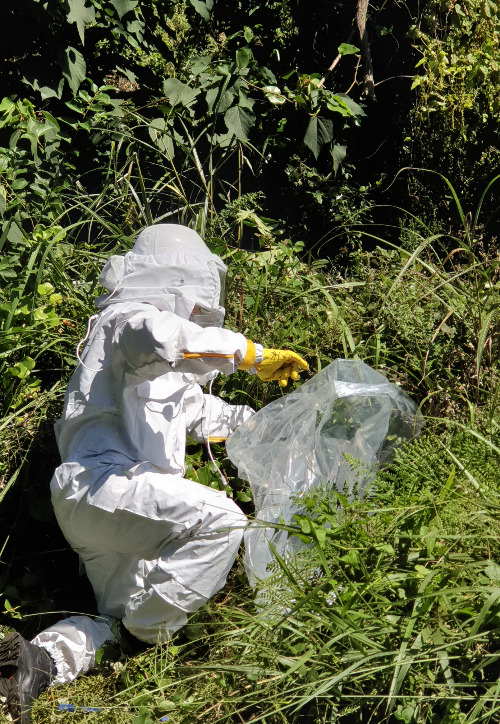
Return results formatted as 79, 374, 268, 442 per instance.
226, 359, 423, 586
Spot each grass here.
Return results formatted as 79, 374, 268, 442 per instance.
0, 99, 499, 722
21, 422, 500, 724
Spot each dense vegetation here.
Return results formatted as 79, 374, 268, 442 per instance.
0, 0, 499, 722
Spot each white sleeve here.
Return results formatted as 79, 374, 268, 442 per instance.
116, 306, 252, 379
187, 395, 255, 442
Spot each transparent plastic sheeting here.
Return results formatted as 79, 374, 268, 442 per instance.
226, 359, 423, 587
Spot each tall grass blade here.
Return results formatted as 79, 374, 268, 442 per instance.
476, 309, 495, 380
387, 569, 437, 712
472, 173, 500, 234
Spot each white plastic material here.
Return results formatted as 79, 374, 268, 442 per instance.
226, 359, 423, 586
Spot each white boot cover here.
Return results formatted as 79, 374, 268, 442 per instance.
31, 615, 116, 686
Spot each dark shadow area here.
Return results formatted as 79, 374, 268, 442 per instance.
0, 418, 97, 641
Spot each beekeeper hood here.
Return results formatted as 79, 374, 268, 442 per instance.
96, 224, 227, 326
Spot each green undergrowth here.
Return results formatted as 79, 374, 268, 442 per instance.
22, 421, 500, 723
1, 203, 498, 718
0, 65, 499, 724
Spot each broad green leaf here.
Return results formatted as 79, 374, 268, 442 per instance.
110, 0, 138, 20
67, 0, 96, 44
12, 178, 29, 192
263, 86, 285, 105
326, 100, 351, 116
0, 99, 15, 114
244, 27, 254, 42
236, 46, 253, 69
224, 105, 255, 141
163, 78, 200, 107
127, 18, 144, 40
41, 112, 61, 131
332, 93, 366, 117
60, 47, 86, 95
33, 308, 49, 321
205, 87, 235, 114
331, 143, 347, 172
303, 115, 333, 159
8, 356, 36, 379
338, 43, 360, 55
37, 282, 55, 296
213, 130, 233, 148
411, 75, 425, 90
148, 118, 175, 159
189, 0, 213, 21
22, 68, 65, 100
190, 55, 212, 76
484, 560, 500, 582
7, 221, 24, 246
340, 550, 360, 568
238, 89, 255, 111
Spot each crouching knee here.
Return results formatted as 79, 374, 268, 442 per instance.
212, 495, 248, 542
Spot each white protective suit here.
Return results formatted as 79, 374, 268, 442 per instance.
32, 225, 262, 685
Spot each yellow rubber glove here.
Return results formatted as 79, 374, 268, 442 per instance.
255, 349, 309, 387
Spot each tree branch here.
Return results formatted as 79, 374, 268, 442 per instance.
318, 29, 354, 89
356, 0, 376, 101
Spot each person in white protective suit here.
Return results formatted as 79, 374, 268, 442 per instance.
0, 224, 309, 723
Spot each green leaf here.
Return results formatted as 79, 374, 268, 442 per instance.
190, 55, 212, 76
303, 115, 334, 159
476, 308, 495, 378
410, 75, 425, 91
37, 283, 55, 296
339, 550, 360, 568
484, 560, 500, 582
7, 221, 24, 246
60, 47, 87, 95
163, 78, 200, 107
148, 118, 175, 159
236, 46, 253, 69
338, 43, 360, 55
263, 85, 285, 105
8, 356, 36, 380
41, 112, 61, 132
127, 18, 144, 39
331, 143, 346, 172
244, 27, 254, 43
189, 0, 213, 21
224, 105, 255, 141
332, 93, 366, 117
0, 99, 15, 115
131, 713, 154, 724
110, 0, 138, 20
4, 599, 22, 619
22, 68, 65, 100
206, 87, 235, 114
67, 0, 96, 44
238, 88, 255, 111
12, 179, 29, 191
